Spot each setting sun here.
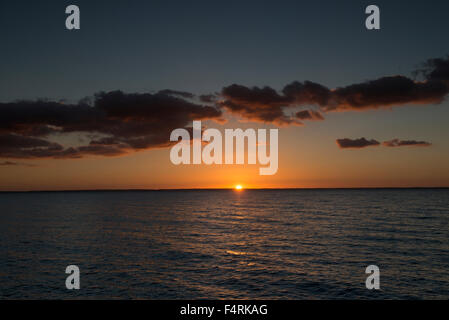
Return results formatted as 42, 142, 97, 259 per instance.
235, 185, 243, 190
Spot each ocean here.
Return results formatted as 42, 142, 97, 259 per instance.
0, 189, 448, 299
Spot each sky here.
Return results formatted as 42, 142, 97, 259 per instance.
1, 0, 449, 190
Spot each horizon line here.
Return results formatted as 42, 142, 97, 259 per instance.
1, 186, 449, 193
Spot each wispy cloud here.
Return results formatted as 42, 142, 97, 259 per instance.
336, 138, 380, 149
337, 138, 432, 149
0, 161, 36, 167
383, 139, 432, 147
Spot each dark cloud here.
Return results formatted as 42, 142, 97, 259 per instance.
336, 137, 380, 149
383, 139, 432, 147
219, 84, 301, 125
296, 110, 324, 121
0, 134, 66, 158
283, 81, 331, 106
0, 100, 97, 136
218, 56, 449, 123
326, 76, 448, 111
0, 90, 222, 159
416, 55, 449, 83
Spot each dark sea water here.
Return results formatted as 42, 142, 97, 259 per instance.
0, 189, 448, 299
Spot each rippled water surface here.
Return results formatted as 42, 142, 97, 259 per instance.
0, 189, 448, 299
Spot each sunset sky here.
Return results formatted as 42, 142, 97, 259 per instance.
1, 0, 449, 190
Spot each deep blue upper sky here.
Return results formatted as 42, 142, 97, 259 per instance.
1, 0, 449, 102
